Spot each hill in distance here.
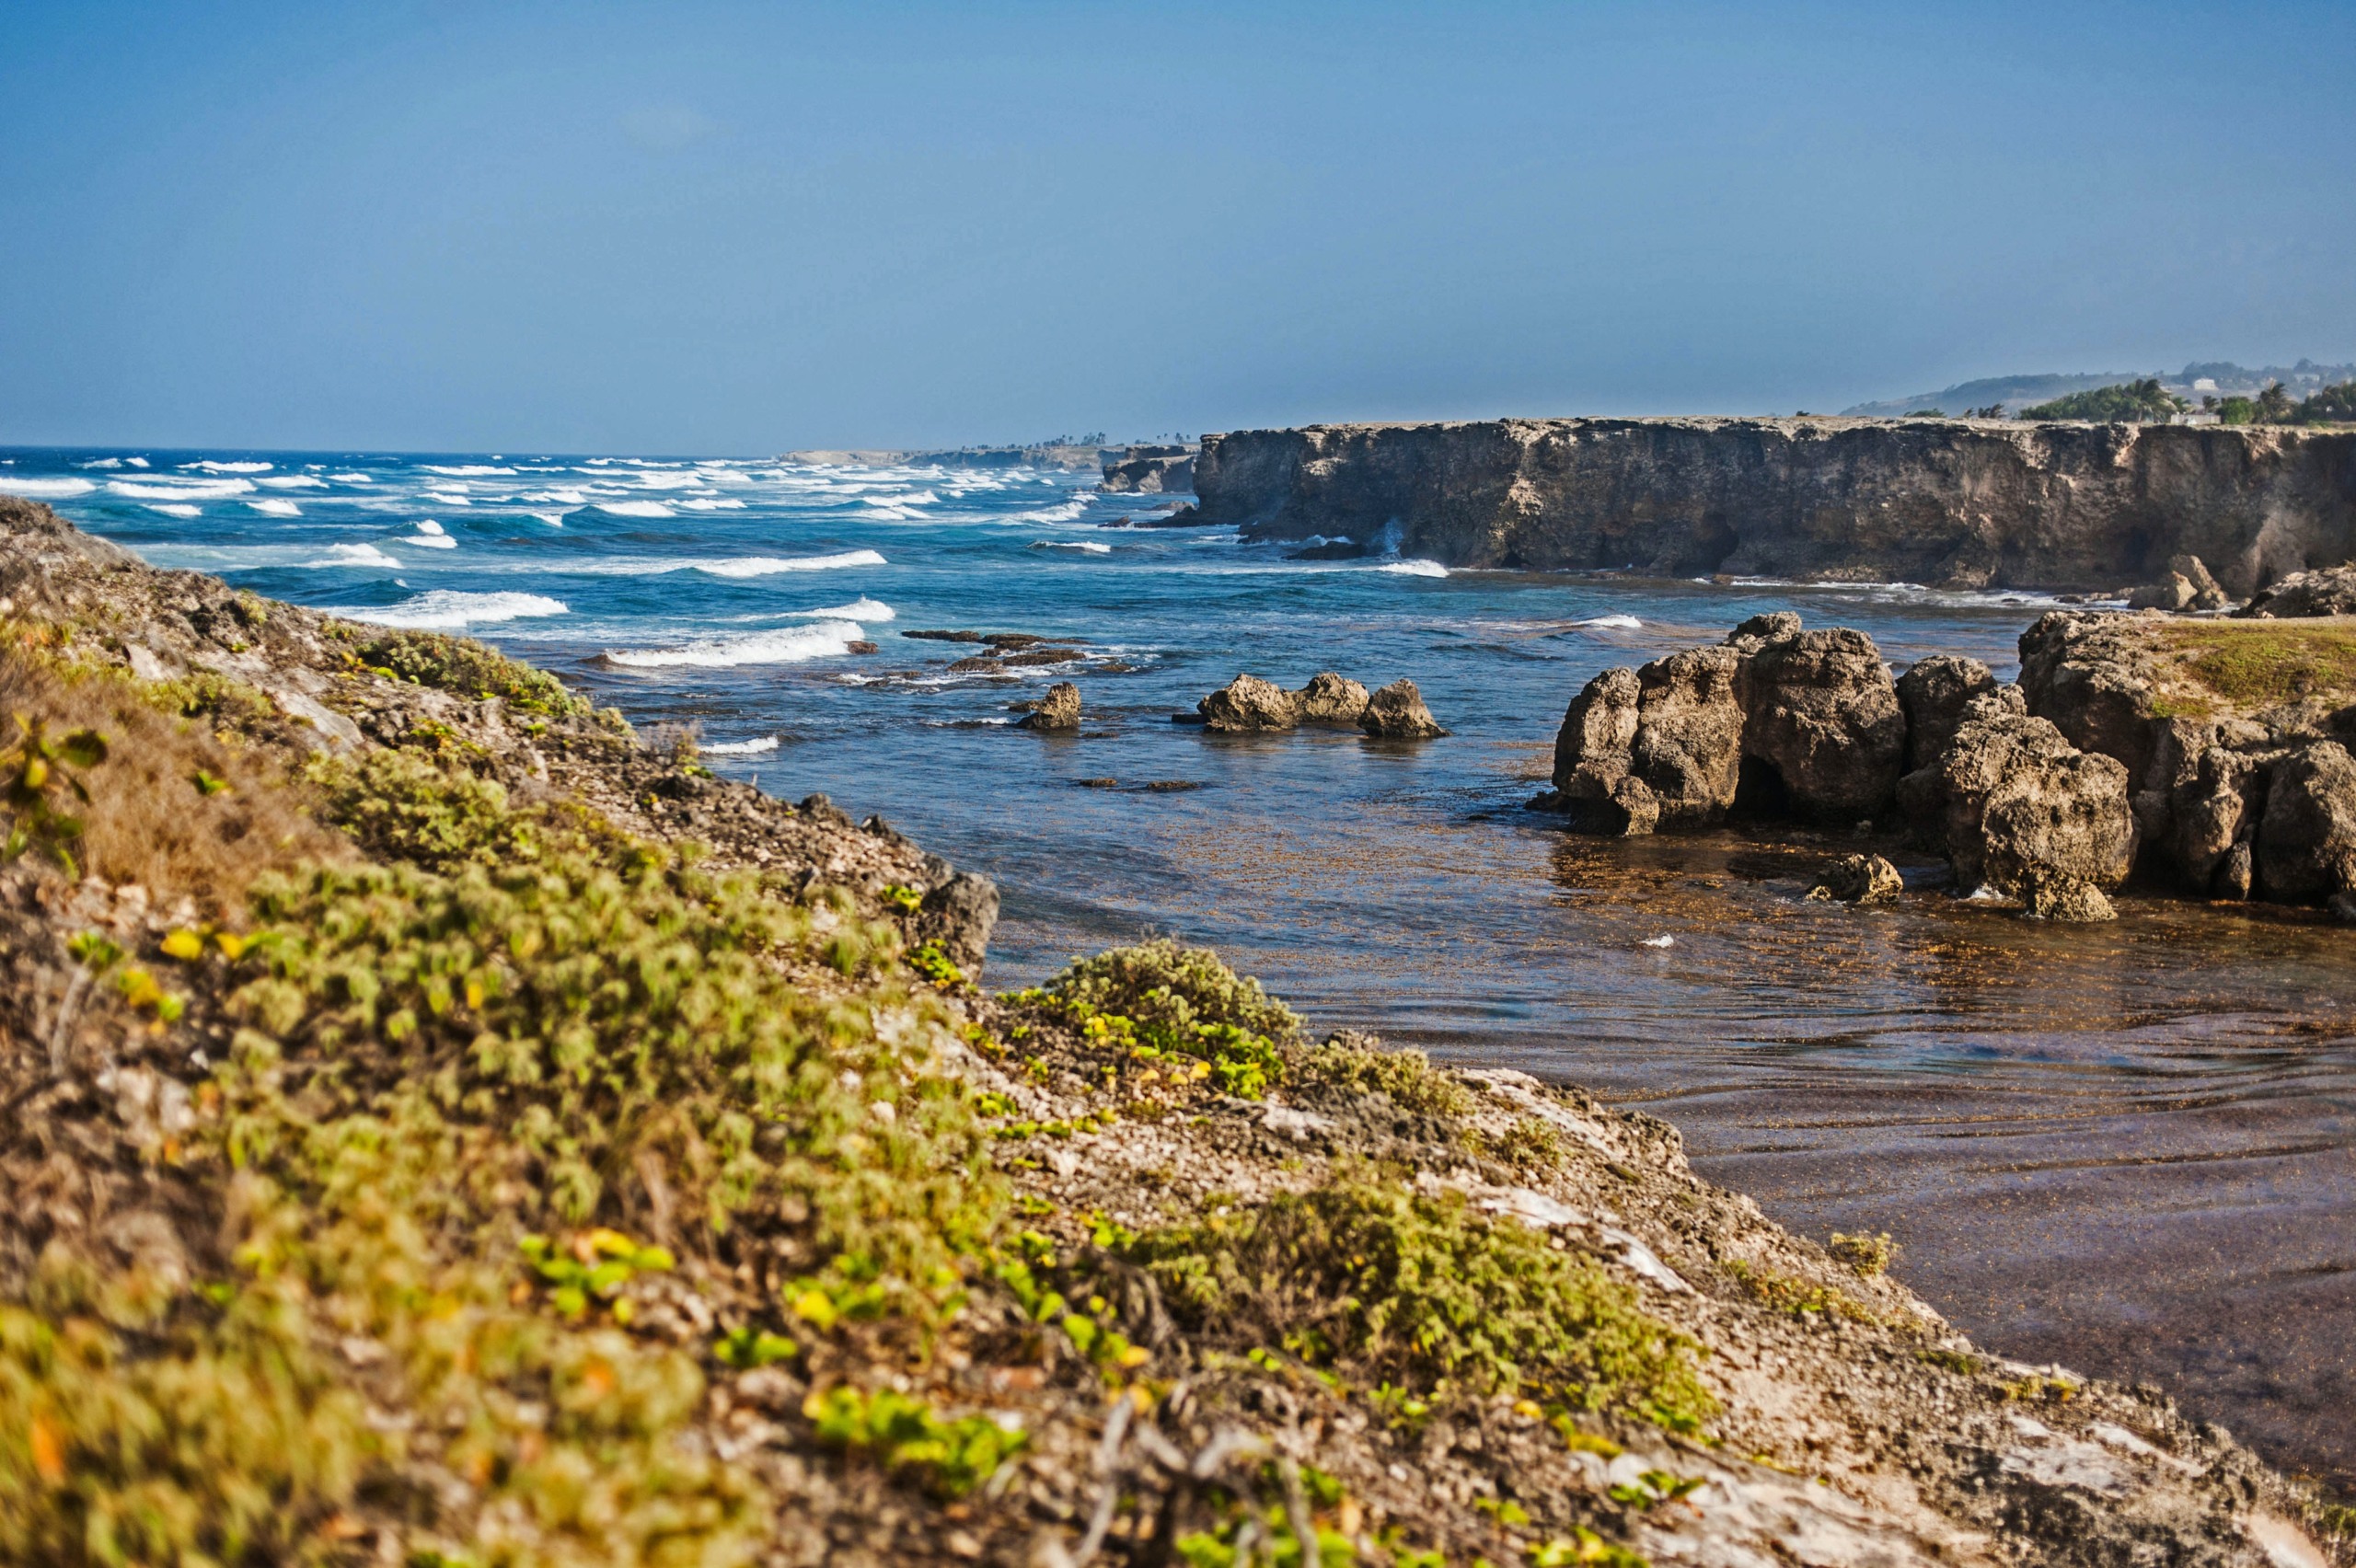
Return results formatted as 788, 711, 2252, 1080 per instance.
1844, 359, 2356, 417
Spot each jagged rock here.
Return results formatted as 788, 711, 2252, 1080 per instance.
2256, 741, 2356, 902
1553, 667, 1642, 821
1895, 656, 1998, 773
914, 870, 1000, 974
2168, 554, 2229, 611
1625, 647, 1748, 824
2239, 562, 2356, 618
1197, 673, 1299, 732
1903, 696, 2136, 919
1018, 682, 1080, 732
1807, 854, 1902, 905
1737, 626, 1906, 819
1293, 672, 1370, 723
1725, 611, 1803, 649
2124, 574, 2197, 612
1359, 679, 1446, 740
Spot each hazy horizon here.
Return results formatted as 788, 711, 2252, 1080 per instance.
4, 1, 2351, 453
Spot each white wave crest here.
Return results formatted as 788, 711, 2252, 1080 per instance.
603, 620, 862, 670
424, 490, 473, 505
333, 591, 568, 630
257, 474, 328, 490
1379, 559, 1449, 578
700, 735, 780, 755
531, 513, 565, 527
793, 597, 895, 620
524, 489, 588, 504
329, 471, 375, 483
1007, 497, 1091, 524
306, 543, 404, 569
127, 456, 150, 468
597, 500, 676, 518
1577, 614, 1642, 629
247, 499, 303, 517
0, 476, 97, 499
1032, 539, 1111, 554
676, 497, 747, 511
185, 460, 271, 473
404, 520, 457, 549
110, 478, 254, 500
423, 464, 516, 476
78, 458, 121, 469
146, 503, 202, 518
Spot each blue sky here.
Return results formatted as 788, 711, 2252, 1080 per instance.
2, 1, 2350, 452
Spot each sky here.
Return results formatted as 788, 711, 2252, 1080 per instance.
2, 0, 2351, 454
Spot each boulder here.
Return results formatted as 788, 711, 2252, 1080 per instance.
2256, 741, 2356, 903
1017, 682, 1080, 732
1895, 656, 1997, 773
1553, 666, 1642, 820
2239, 563, 2356, 618
1198, 673, 1299, 732
2168, 554, 2230, 611
1902, 696, 2136, 920
1737, 626, 1906, 819
1359, 679, 1446, 740
1625, 647, 1748, 824
2124, 574, 2196, 613
1807, 854, 1902, 905
1294, 671, 1370, 723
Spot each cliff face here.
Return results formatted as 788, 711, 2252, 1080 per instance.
1193, 418, 2356, 592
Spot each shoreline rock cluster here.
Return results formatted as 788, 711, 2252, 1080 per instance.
1545, 605, 2356, 921
1184, 671, 1448, 739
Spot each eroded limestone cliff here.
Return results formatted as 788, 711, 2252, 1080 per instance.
1193, 418, 2356, 592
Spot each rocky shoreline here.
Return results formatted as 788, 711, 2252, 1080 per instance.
1190, 418, 2356, 591
0, 495, 2347, 1566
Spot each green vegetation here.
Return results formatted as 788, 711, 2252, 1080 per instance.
1828, 1231, 1896, 1276
2022, 378, 2184, 422
802, 1385, 1027, 1498
1291, 1035, 1473, 1116
1724, 1259, 1882, 1325
2155, 621, 2356, 712
348, 625, 602, 720
2202, 379, 2355, 425
1022, 940, 1301, 1097
1125, 1172, 1713, 1429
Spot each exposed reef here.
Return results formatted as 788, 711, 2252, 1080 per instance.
1191, 418, 2356, 592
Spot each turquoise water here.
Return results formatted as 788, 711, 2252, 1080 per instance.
7, 444, 2352, 1486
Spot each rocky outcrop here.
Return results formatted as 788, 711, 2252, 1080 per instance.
2239, 561, 2356, 617
1017, 681, 1080, 731
1294, 671, 1370, 723
1192, 418, 2356, 592
1097, 443, 1197, 494
1807, 853, 1902, 905
1550, 615, 1900, 830
1358, 679, 1446, 740
1197, 673, 1299, 732
1895, 655, 1997, 773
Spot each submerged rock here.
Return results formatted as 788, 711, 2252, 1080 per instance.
1358, 678, 1446, 740
1293, 671, 1370, 722
1807, 853, 1902, 905
1197, 673, 1299, 731
1017, 681, 1081, 732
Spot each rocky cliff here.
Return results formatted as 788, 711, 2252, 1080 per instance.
1193, 418, 2356, 592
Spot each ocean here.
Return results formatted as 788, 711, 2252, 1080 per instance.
6, 444, 2352, 1485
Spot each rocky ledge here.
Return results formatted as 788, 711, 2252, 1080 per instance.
1191, 418, 2356, 591
0, 497, 2345, 1567
1545, 605, 2356, 921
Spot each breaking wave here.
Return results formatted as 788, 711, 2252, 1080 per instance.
331, 591, 568, 630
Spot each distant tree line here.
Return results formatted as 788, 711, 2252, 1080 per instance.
2016, 376, 2356, 425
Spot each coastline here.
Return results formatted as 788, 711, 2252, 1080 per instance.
2, 494, 2347, 1564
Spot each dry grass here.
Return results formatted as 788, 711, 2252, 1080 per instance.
0, 645, 345, 918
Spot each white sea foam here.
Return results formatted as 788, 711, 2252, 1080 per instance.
334, 591, 568, 630
186, 460, 272, 473
676, 497, 747, 511
524, 489, 589, 505
531, 513, 565, 527
629, 470, 703, 490
701, 549, 884, 577
110, 478, 254, 501
1380, 559, 1449, 578
1007, 497, 1091, 524
793, 597, 895, 620
1032, 539, 1112, 554
1640, 934, 1676, 948
1578, 614, 1643, 629
126, 456, 150, 467
0, 476, 97, 499
424, 490, 473, 505
146, 503, 202, 518
257, 474, 328, 490
597, 501, 676, 518
247, 499, 303, 517
423, 464, 517, 477
699, 735, 780, 755
603, 621, 862, 670
78, 457, 121, 469
306, 543, 404, 569
404, 520, 457, 549
329, 472, 375, 483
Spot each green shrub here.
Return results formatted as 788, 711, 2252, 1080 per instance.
2021, 378, 2184, 422
1043, 940, 1300, 1043
1125, 1173, 1712, 1428
1291, 1035, 1472, 1117
352, 627, 593, 719
1828, 1231, 1896, 1276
